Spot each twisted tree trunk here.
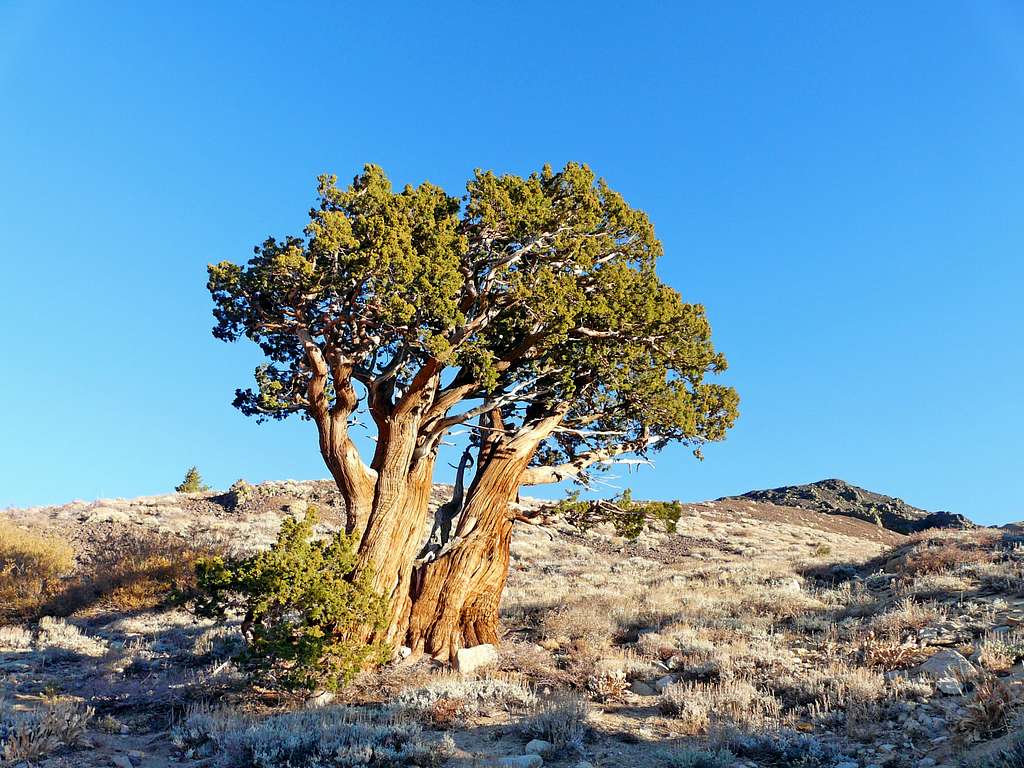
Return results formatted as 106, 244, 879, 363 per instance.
405, 411, 564, 661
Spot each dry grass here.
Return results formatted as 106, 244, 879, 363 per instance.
954, 674, 1022, 744
900, 530, 1002, 576
0, 521, 75, 621
48, 530, 223, 616
658, 678, 782, 734
0, 699, 94, 762
519, 691, 590, 751
870, 597, 947, 637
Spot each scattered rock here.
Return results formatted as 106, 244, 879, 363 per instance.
494, 756, 543, 768
525, 739, 553, 754
653, 674, 676, 692
455, 643, 498, 674
917, 649, 974, 679
112, 756, 134, 768
629, 680, 657, 696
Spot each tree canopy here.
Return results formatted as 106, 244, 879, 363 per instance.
209, 162, 736, 481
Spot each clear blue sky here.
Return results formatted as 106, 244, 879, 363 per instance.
2, 2, 1022, 524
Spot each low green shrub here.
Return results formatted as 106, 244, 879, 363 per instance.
555, 489, 683, 539
194, 507, 388, 691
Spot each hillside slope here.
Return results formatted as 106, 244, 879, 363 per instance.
1, 479, 1022, 768
723, 477, 975, 534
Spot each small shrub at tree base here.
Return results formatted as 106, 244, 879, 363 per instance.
176, 466, 210, 493
194, 507, 388, 691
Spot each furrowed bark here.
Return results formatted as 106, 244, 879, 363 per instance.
354, 367, 443, 644
406, 411, 564, 662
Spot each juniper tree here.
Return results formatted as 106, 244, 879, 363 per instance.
208, 163, 738, 660
175, 466, 209, 493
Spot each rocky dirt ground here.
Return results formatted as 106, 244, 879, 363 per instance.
1, 480, 1023, 768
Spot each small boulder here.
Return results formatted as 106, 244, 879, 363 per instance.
935, 677, 962, 696
525, 739, 553, 754
455, 643, 498, 674
654, 674, 677, 692
917, 649, 974, 679
629, 680, 657, 696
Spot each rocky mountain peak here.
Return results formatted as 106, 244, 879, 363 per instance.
722, 478, 975, 535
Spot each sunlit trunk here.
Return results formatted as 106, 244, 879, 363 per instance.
405, 411, 563, 662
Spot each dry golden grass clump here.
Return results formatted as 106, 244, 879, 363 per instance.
0, 521, 75, 621
899, 529, 1003, 576
954, 674, 1022, 745
51, 530, 224, 616
658, 678, 782, 734
1, 518, 225, 620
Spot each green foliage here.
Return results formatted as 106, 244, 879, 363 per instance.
208, 162, 737, 477
176, 466, 210, 493
555, 489, 683, 539
194, 507, 388, 691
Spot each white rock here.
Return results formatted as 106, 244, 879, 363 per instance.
305, 690, 335, 707
525, 739, 553, 754
935, 677, 962, 696
654, 674, 677, 692
917, 649, 974, 679
494, 757, 543, 768
455, 643, 498, 674
629, 680, 657, 696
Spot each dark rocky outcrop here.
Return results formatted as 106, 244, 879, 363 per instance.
722, 478, 975, 535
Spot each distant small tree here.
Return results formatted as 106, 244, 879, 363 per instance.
175, 466, 209, 494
